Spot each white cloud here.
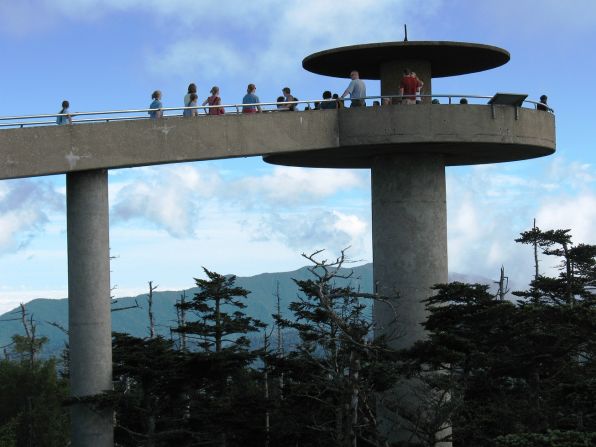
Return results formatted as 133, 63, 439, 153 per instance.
147, 39, 245, 81
0, 180, 64, 254
254, 209, 370, 257
535, 194, 596, 245
446, 158, 596, 289
228, 166, 365, 207
109, 164, 370, 260
111, 165, 221, 238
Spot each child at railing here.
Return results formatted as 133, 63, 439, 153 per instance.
149, 91, 163, 119
203, 86, 225, 115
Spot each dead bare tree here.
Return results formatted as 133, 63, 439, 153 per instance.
147, 281, 158, 338
12, 303, 47, 367
176, 291, 188, 351
495, 265, 510, 300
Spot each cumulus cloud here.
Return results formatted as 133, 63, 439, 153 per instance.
0, 179, 64, 254
111, 165, 222, 238
227, 166, 366, 208
110, 164, 369, 255
446, 158, 596, 288
253, 209, 370, 256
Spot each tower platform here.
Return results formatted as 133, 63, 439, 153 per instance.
0, 103, 554, 180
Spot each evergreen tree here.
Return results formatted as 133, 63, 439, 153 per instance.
0, 357, 69, 446
175, 268, 265, 353
176, 268, 266, 446
269, 250, 400, 446
402, 227, 596, 446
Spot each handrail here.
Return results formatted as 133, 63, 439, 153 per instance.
0, 94, 554, 129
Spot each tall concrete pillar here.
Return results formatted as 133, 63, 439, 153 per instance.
372, 153, 447, 348
372, 153, 449, 444
67, 169, 113, 447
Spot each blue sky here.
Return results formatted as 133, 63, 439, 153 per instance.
0, 0, 595, 313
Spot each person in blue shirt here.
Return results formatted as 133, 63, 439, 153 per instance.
149, 90, 163, 119
242, 84, 261, 113
56, 100, 72, 125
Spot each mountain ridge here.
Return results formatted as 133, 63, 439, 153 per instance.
0, 263, 502, 358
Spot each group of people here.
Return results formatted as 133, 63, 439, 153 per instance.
54, 70, 550, 124
149, 83, 225, 119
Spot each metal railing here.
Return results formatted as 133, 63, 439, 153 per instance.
0, 94, 553, 129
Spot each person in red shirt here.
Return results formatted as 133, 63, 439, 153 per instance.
399, 68, 422, 104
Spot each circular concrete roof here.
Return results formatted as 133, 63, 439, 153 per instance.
302, 41, 510, 79
263, 142, 554, 168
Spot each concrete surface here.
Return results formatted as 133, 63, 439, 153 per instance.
0, 105, 555, 179
302, 41, 510, 79
265, 105, 555, 168
67, 169, 113, 447
371, 153, 448, 349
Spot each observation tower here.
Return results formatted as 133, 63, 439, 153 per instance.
264, 41, 556, 444
0, 40, 555, 446
265, 41, 554, 350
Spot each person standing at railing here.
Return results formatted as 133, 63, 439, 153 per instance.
282, 87, 298, 111
242, 84, 261, 113
203, 86, 225, 115
276, 96, 288, 110
537, 95, 549, 111
341, 70, 366, 107
320, 91, 337, 110
183, 93, 198, 117
332, 93, 344, 109
412, 71, 424, 104
399, 68, 421, 105
184, 83, 197, 109
56, 100, 72, 125
149, 90, 163, 119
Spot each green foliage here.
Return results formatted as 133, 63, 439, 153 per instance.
0, 359, 69, 447
495, 430, 596, 447
403, 227, 596, 446
112, 269, 268, 446
175, 267, 266, 352
0, 418, 17, 447
269, 251, 399, 446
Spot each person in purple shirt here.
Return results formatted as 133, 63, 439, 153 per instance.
242, 84, 261, 113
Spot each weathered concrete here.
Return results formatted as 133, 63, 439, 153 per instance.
371, 154, 447, 348
371, 154, 449, 445
67, 169, 113, 447
265, 105, 555, 168
0, 106, 555, 180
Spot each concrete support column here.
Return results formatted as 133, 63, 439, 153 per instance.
372, 153, 449, 445
67, 169, 113, 447
372, 153, 447, 348
380, 60, 432, 103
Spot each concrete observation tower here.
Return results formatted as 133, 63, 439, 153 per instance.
265, 41, 555, 351
0, 40, 555, 446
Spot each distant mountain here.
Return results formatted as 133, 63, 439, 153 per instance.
0, 263, 500, 358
